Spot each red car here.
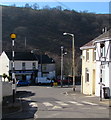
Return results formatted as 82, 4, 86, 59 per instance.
55, 79, 72, 85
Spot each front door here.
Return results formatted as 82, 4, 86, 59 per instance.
92, 69, 96, 95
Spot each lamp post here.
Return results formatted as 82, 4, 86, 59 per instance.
10, 33, 16, 103
63, 32, 75, 91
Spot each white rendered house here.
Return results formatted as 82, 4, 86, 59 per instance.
94, 30, 111, 97
0, 51, 38, 82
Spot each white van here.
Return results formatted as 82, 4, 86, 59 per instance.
35, 77, 53, 85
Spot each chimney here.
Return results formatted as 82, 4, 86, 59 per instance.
102, 27, 107, 33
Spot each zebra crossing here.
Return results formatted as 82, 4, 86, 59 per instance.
40, 100, 107, 110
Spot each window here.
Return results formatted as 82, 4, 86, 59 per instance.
85, 68, 89, 82
93, 49, 96, 61
86, 50, 89, 61
22, 62, 25, 70
32, 62, 36, 69
42, 65, 47, 71
100, 42, 105, 58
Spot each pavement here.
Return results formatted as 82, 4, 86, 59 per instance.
2, 90, 38, 120
2, 85, 111, 119
66, 90, 111, 107
54, 85, 111, 107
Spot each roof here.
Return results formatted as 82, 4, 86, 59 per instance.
6, 52, 38, 61
5, 52, 55, 64
80, 29, 111, 50
36, 55, 55, 64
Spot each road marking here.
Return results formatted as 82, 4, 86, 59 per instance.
82, 101, 98, 106
52, 106, 62, 109
55, 101, 68, 106
68, 101, 84, 106
98, 107, 107, 110
43, 102, 53, 107
85, 96, 96, 98
29, 102, 38, 107
21, 98, 31, 101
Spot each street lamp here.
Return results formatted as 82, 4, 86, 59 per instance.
10, 33, 16, 103
63, 32, 75, 91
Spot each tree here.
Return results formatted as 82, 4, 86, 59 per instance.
55, 6, 62, 11
25, 3, 31, 8
32, 3, 39, 10
43, 5, 50, 10
11, 4, 16, 7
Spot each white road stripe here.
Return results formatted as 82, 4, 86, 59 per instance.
43, 102, 53, 107
29, 102, 38, 107
82, 101, 98, 105
52, 106, 62, 109
22, 98, 31, 101
68, 101, 84, 106
55, 101, 68, 106
98, 107, 107, 110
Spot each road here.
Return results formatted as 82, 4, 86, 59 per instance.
16, 86, 109, 119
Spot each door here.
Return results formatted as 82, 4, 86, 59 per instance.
92, 69, 96, 94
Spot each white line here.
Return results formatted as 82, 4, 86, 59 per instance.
22, 98, 31, 101
29, 102, 38, 107
68, 101, 84, 106
52, 106, 62, 109
85, 96, 96, 98
55, 101, 68, 106
82, 101, 98, 105
43, 102, 53, 107
98, 107, 107, 110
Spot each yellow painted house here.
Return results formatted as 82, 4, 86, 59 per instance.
80, 40, 96, 95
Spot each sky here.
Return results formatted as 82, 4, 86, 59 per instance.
0, 1, 110, 14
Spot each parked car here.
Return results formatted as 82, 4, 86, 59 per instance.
35, 77, 54, 85
55, 79, 73, 85
17, 80, 30, 86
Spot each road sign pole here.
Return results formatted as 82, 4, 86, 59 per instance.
10, 33, 16, 103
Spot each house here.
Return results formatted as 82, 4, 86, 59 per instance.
36, 54, 56, 79
0, 51, 38, 82
80, 40, 96, 95
0, 51, 9, 81
94, 30, 111, 97
80, 29, 111, 97
0, 51, 56, 81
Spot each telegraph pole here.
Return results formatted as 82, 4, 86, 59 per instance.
100, 43, 105, 101
61, 46, 64, 87
10, 33, 16, 103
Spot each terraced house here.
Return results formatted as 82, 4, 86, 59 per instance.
80, 38, 96, 95
80, 29, 111, 98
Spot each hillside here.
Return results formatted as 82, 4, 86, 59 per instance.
2, 6, 110, 52
2, 5, 110, 76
